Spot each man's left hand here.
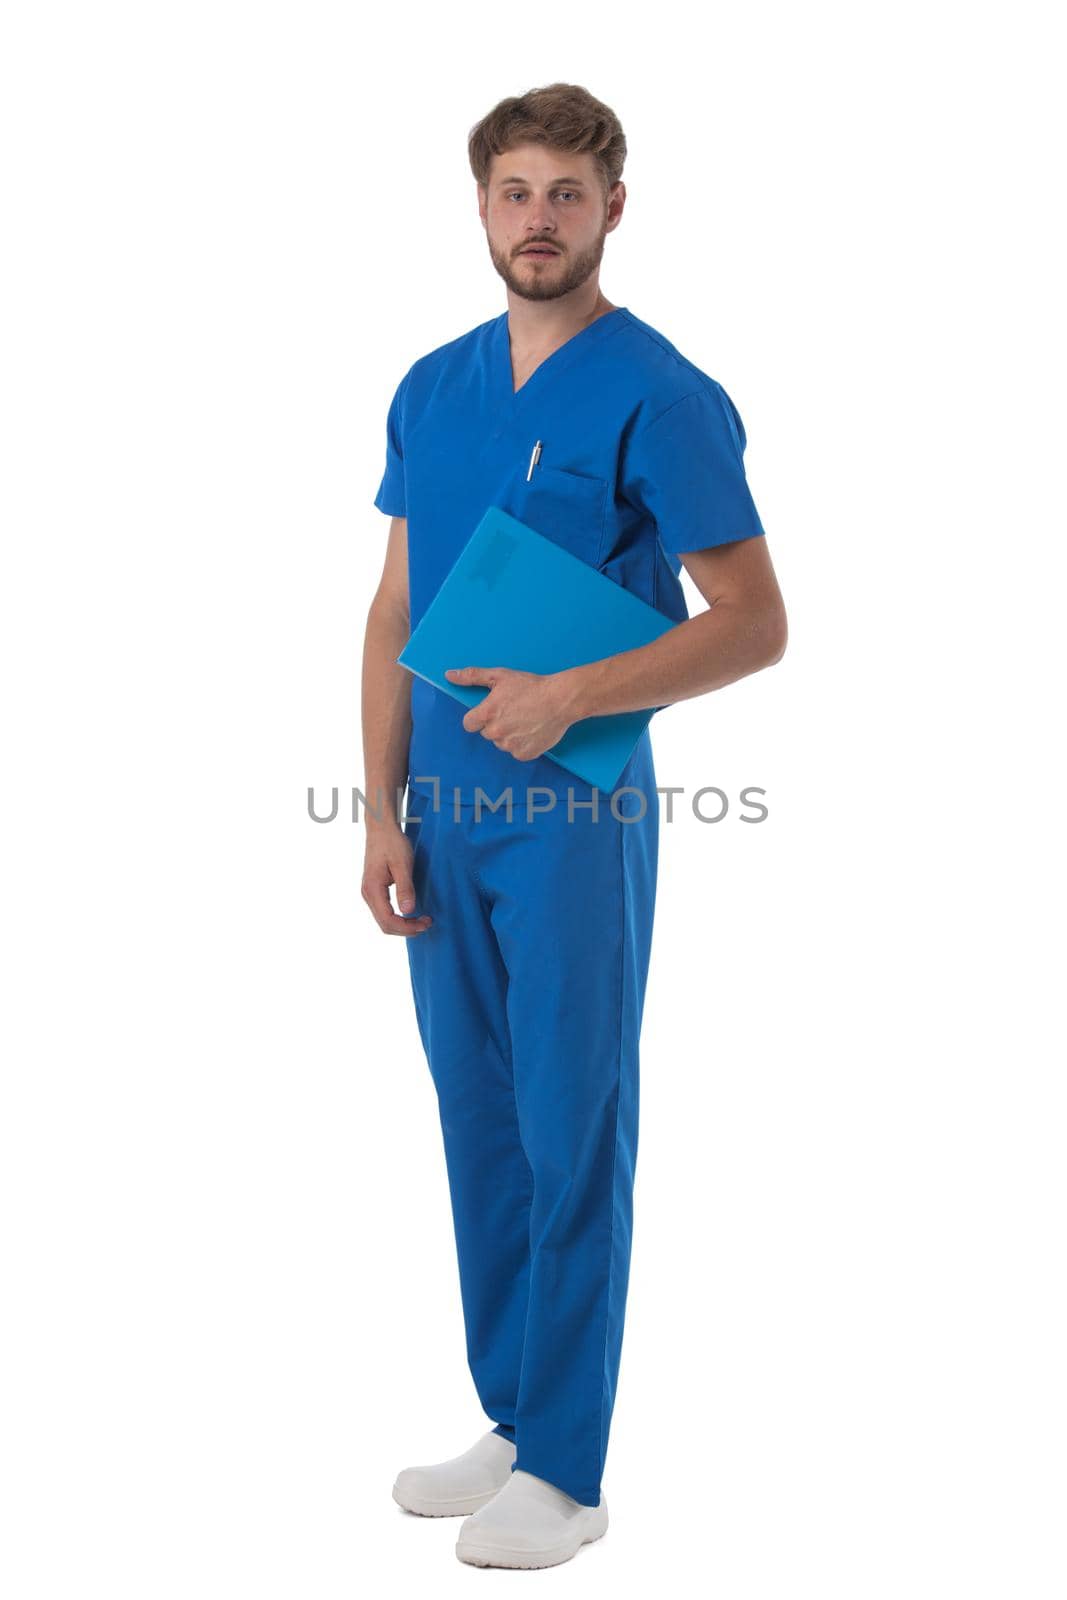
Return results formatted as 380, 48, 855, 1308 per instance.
445, 665, 576, 761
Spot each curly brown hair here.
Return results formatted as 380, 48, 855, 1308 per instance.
468, 83, 627, 203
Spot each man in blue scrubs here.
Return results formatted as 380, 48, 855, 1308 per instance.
362, 83, 787, 1569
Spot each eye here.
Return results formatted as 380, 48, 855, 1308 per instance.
503, 190, 579, 203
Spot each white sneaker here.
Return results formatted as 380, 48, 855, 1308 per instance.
455, 1467, 608, 1568
391, 1429, 517, 1517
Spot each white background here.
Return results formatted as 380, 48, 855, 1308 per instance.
2, 2, 1063, 1595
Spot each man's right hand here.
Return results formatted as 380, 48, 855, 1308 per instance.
361, 823, 433, 936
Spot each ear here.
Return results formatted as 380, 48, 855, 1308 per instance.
605, 180, 626, 234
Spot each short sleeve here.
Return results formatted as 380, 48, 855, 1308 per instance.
622, 381, 766, 555
373, 370, 409, 517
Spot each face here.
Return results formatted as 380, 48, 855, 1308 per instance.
479, 144, 623, 303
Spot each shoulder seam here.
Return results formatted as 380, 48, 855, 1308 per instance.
635, 383, 715, 437
410, 314, 501, 374
617, 310, 714, 387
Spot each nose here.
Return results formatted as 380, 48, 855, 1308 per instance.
523, 203, 556, 237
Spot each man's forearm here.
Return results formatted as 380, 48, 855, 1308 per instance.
361, 593, 413, 827
554, 598, 787, 722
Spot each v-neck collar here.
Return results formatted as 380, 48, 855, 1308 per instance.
495, 305, 628, 403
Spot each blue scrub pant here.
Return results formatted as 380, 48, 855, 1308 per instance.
402, 782, 659, 1507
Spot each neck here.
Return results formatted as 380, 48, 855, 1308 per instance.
504, 284, 616, 351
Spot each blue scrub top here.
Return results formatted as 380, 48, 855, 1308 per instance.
373, 305, 766, 807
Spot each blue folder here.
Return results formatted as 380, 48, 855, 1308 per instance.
396, 505, 676, 792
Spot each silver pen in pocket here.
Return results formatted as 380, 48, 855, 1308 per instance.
526, 439, 542, 481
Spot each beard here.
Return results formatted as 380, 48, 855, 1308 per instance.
488, 225, 608, 302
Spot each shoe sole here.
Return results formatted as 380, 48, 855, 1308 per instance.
455, 1501, 609, 1567
391, 1481, 509, 1518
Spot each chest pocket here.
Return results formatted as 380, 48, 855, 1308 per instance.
512, 463, 608, 571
